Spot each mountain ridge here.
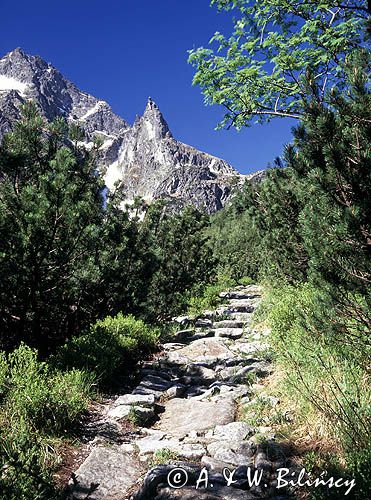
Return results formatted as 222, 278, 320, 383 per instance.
0, 48, 263, 213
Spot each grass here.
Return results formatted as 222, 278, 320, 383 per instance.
149, 448, 181, 466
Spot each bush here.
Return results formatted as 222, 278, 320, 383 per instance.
0, 344, 92, 498
56, 313, 160, 383
264, 284, 370, 481
237, 276, 254, 286
186, 275, 235, 317
0, 423, 58, 500
3, 344, 93, 434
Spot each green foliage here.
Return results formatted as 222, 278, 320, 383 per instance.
0, 344, 92, 498
0, 104, 217, 351
0, 424, 58, 499
208, 56, 370, 488
0, 103, 107, 351
186, 274, 235, 317
56, 314, 159, 384
149, 448, 181, 466
267, 283, 370, 453
143, 203, 216, 320
4, 344, 93, 434
189, 0, 368, 128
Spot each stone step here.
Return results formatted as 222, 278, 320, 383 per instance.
228, 299, 258, 311
222, 312, 253, 322
219, 291, 259, 300
213, 320, 245, 329
67, 445, 141, 499
214, 328, 244, 339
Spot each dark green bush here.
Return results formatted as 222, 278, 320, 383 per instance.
56, 313, 160, 383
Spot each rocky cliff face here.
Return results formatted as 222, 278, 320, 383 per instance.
0, 48, 258, 213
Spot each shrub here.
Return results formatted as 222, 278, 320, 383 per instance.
0, 423, 58, 500
238, 276, 254, 286
4, 344, 93, 434
265, 284, 370, 477
186, 275, 235, 317
56, 313, 160, 383
0, 344, 92, 498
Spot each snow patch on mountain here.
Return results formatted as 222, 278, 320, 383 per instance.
0, 75, 28, 95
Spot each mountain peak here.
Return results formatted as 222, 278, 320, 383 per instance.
4, 47, 26, 59
0, 49, 247, 214
141, 97, 171, 140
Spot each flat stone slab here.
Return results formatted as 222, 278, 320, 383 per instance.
221, 312, 253, 322
206, 422, 255, 442
135, 433, 206, 460
207, 440, 256, 466
214, 328, 244, 339
113, 393, 155, 407
231, 341, 270, 355
165, 338, 233, 365
213, 320, 245, 329
156, 397, 236, 439
69, 445, 141, 499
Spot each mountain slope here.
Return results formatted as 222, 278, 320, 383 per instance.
0, 48, 257, 213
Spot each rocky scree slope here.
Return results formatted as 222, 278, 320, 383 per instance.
66, 285, 295, 500
0, 48, 263, 213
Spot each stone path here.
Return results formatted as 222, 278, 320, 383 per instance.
67, 285, 293, 499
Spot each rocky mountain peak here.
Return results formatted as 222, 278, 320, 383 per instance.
0, 49, 257, 214
137, 96, 172, 140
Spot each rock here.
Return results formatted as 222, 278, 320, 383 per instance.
134, 407, 156, 423
133, 464, 201, 500
255, 450, 272, 471
226, 300, 256, 312
165, 384, 186, 399
213, 320, 245, 329
107, 404, 155, 422
68, 445, 141, 499
201, 455, 231, 472
155, 485, 252, 499
229, 362, 271, 383
173, 315, 192, 326
165, 338, 233, 366
222, 312, 253, 322
113, 393, 155, 407
206, 422, 255, 442
135, 434, 206, 460
214, 328, 244, 339
173, 329, 194, 341
193, 329, 215, 340
231, 341, 270, 355
133, 374, 173, 399
219, 291, 255, 300
162, 342, 186, 351
157, 397, 236, 439
195, 318, 213, 328
141, 368, 172, 381
107, 405, 132, 419
185, 364, 216, 381
207, 441, 256, 466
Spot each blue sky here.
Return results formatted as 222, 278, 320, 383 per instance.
2, 0, 297, 174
